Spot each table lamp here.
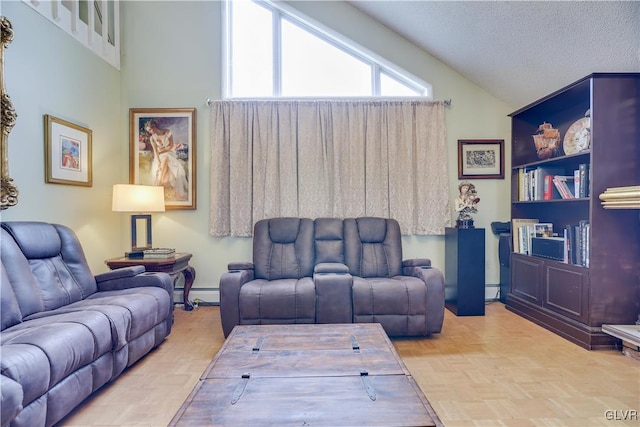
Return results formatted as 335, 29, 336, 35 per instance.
112, 184, 165, 253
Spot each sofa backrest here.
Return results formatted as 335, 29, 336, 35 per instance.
1, 228, 45, 330
1, 261, 25, 331
343, 217, 403, 278
314, 218, 345, 264
253, 218, 315, 280
1, 222, 97, 315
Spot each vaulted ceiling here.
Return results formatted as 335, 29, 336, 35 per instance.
348, 1, 640, 109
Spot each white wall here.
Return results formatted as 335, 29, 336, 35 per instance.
3, 0, 512, 303
2, 2, 123, 272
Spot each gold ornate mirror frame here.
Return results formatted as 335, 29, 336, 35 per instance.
1, 16, 18, 209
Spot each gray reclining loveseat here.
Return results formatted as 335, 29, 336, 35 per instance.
0, 221, 174, 427
220, 217, 445, 337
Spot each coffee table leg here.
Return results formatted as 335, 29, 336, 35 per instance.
182, 266, 196, 311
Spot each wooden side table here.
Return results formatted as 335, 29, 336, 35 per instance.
105, 253, 196, 311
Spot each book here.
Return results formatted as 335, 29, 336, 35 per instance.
143, 248, 176, 259
600, 199, 640, 205
543, 175, 555, 200
578, 163, 590, 197
144, 248, 175, 255
599, 187, 640, 201
601, 201, 640, 209
511, 218, 538, 254
573, 169, 580, 198
599, 192, 640, 200
577, 220, 589, 267
573, 224, 582, 266
564, 225, 577, 265
536, 167, 564, 200
533, 223, 553, 237
580, 220, 590, 268
143, 254, 176, 259
603, 185, 640, 193
552, 175, 574, 199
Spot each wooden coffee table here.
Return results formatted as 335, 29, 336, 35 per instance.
169, 323, 442, 426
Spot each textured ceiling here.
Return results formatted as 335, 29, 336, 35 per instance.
347, 0, 640, 109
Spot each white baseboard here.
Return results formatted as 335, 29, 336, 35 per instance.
485, 284, 501, 301
173, 288, 220, 305
173, 286, 499, 306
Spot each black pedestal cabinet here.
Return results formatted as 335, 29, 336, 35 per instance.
445, 227, 486, 316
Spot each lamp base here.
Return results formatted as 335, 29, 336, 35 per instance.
130, 214, 153, 251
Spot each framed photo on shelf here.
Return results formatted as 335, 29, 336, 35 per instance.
458, 139, 504, 179
44, 114, 92, 187
129, 108, 197, 210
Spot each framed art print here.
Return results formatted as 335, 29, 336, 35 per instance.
458, 139, 504, 179
129, 108, 197, 210
45, 115, 92, 186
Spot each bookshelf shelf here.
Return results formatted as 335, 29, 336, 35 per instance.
506, 73, 640, 350
512, 198, 589, 205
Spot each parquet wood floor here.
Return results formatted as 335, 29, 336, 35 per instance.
58, 303, 639, 427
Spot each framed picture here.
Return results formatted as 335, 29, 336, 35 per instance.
45, 115, 92, 186
458, 139, 504, 179
129, 108, 197, 210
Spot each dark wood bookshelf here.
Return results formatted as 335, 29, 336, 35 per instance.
506, 73, 640, 350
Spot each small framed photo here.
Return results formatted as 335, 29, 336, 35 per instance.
129, 108, 197, 210
45, 115, 92, 186
458, 139, 504, 179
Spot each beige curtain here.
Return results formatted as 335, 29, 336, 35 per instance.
209, 99, 450, 237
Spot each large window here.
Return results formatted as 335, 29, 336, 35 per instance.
224, 0, 431, 98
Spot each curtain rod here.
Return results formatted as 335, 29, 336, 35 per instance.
206, 98, 452, 107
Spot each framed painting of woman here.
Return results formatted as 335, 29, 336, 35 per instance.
129, 108, 196, 210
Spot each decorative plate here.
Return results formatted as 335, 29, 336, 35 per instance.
563, 117, 590, 155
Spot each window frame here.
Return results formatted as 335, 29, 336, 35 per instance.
222, 0, 432, 99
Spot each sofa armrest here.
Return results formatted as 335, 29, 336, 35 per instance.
228, 261, 254, 271
220, 268, 255, 337
313, 263, 353, 324
402, 258, 432, 268
95, 267, 173, 296
95, 265, 145, 281
403, 265, 445, 334
314, 262, 350, 274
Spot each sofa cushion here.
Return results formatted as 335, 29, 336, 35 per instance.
1, 310, 115, 407
352, 275, 428, 336
239, 277, 315, 324
83, 287, 171, 342
253, 218, 314, 280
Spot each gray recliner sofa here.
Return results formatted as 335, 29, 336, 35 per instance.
0, 221, 174, 427
220, 217, 445, 337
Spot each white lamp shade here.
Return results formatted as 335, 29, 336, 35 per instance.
112, 184, 165, 213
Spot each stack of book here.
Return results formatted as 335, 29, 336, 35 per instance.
562, 221, 590, 267
143, 248, 176, 259
511, 218, 538, 254
517, 163, 590, 201
599, 185, 640, 209
512, 218, 590, 266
